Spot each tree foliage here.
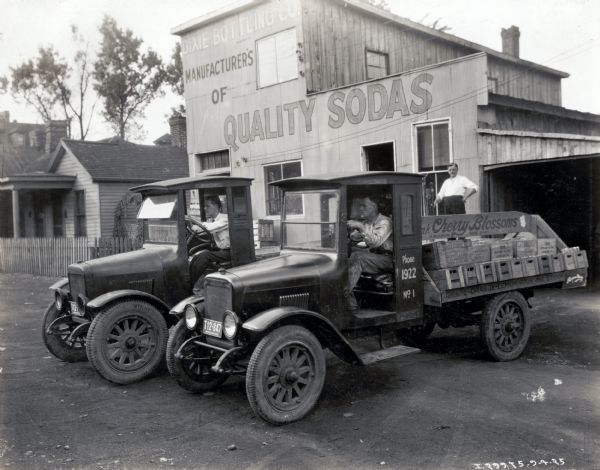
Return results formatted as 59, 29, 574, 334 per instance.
3, 27, 97, 140
7, 47, 70, 132
165, 42, 184, 97
93, 16, 166, 139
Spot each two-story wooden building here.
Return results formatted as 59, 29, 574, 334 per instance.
172, 0, 600, 280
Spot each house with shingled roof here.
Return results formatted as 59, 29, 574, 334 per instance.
0, 118, 190, 238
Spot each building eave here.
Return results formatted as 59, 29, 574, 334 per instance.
487, 94, 600, 123
171, 0, 267, 35
0, 173, 76, 191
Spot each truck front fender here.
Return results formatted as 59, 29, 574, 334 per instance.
49, 278, 69, 291
87, 290, 172, 323
242, 307, 361, 365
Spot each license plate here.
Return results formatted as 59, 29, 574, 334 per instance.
69, 301, 82, 317
203, 319, 222, 338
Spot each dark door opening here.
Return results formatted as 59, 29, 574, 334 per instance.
363, 142, 395, 171
487, 157, 599, 283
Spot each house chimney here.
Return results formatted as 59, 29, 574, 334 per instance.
501, 25, 520, 58
45, 120, 68, 154
168, 114, 187, 149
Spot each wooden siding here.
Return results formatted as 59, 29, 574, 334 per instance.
487, 57, 562, 106
301, 0, 563, 107
477, 129, 600, 166
54, 149, 100, 238
98, 183, 138, 238
479, 106, 600, 136
301, 0, 473, 92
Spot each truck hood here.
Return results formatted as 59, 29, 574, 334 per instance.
221, 252, 336, 293
68, 245, 177, 300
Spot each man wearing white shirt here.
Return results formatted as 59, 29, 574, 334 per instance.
434, 163, 478, 214
189, 196, 230, 290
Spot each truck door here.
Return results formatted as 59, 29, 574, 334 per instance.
393, 183, 423, 321
227, 185, 256, 266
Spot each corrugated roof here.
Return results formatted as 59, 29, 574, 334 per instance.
53, 139, 189, 182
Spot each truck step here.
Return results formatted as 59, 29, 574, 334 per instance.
359, 344, 420, 365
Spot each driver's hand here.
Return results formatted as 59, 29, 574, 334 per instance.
191, 225, 201, 233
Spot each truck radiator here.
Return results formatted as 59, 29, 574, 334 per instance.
279, 293, 309, 309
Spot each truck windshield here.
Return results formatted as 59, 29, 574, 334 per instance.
137, 194, 178, 244
281, 190, 338, 251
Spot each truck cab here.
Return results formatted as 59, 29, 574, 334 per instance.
168, 172, 426, 423
44, 175, 256, 384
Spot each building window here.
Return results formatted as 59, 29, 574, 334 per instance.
415, 121, 451, 216
195, 149, 230, 174
257, 28, 298, 88
264, 160, 302, 216
487, 76, 498, 94
74, 190, 86, 237
366, 50, 389, 80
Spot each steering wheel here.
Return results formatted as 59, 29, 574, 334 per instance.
186, 219, 216, 255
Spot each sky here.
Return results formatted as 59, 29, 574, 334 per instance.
1, 0, 599, 144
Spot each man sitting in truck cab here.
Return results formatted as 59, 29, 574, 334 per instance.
188, 195, 231, 291
344, 195, 394, 313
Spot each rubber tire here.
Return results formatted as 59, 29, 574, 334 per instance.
246, 325, 325, 425
396, 322, 436, 348
481, 291, 531, 361
42, 302, 87, 362
86, 300, 168, 384
166, 319, 228, 393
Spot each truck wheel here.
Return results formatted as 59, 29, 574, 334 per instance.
481, 291, 531, 361
166, 319, 228, 393
396, 322, 435, 347
42, 302, 87, 362
86, 301, 168, 384
246, 325, 325, 425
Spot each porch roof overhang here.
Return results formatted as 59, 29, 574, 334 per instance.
0, 173, 76, 191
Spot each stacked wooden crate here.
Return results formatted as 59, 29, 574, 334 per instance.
423, 237, 587, 290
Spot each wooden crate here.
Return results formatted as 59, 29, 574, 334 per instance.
523, 258, 539, 276
510, 259, 524, 278
428, 267, 465, 290
513, 239, 538, 258
469, 241, 491, 263
461, 264, 482, 286
537, 238, 557, 256
478, 262, 498, 283
495, 260, 513, 281
551, 254, 564, 273
575, 251, 588, 269
490, 240, 513, 260
562, 252, 577, 270
422, 239, 471, 269
537, 255, 553, 274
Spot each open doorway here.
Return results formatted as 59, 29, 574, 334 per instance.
362, 141, 395, 171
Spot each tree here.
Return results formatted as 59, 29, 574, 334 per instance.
2, 26, 97, 140
69, 25, 98, 140
93, 16, 166, 139
7, 47, 70, 131
164, 42, 186, 118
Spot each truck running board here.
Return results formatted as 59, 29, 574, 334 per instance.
359, 344, 420, 365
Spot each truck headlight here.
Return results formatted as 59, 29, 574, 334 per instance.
76, 294, 88, 313
184, 305, 198, 330
55, 290, 66, 312
223, 310, 239, 340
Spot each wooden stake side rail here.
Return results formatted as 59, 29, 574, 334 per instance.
424, 268, 587, 305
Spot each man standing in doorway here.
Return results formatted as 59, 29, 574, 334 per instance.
435, 162, 478, 214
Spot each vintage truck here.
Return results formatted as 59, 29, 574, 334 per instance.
166, 172, 588, 424
44, 175, 256, 384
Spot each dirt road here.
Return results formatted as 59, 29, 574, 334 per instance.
0, 273, 598, 470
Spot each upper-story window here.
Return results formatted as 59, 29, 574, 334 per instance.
257, 28, 298, 88
414, 120, 451, 216
10, 133, 24, 147
366, 50, 389, 80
